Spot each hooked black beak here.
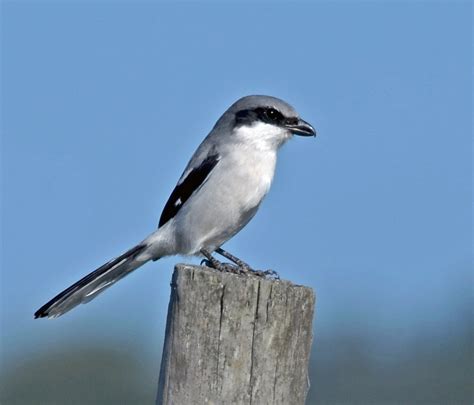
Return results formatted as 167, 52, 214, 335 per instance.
285, 118, 316, 137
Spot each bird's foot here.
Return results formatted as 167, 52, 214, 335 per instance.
244, 267, 280, 279
214, 247, 279, 279
200, 249, 279, 279
200, 257, 246, 275
208, 262, 278, 279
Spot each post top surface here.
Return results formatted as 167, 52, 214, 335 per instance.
174, 263, 314, 294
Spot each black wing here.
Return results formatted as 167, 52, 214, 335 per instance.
159, 153, 220, 227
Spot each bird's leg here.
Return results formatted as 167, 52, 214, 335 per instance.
215, 247, 279, 279
200, 249, 243, 274
215, 248, 251, 271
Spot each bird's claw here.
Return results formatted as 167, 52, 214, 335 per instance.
263, 269, 280, 280
201, 259, 244, 275
246, 268, 280, 279
200, 259, 213, 267
201, 257, 279, 279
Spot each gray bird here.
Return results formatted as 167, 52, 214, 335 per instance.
35, 95, 316, 319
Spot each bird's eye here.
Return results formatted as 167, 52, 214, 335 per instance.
266, 108, 279, 121
252, 107, 284, 125
262, 107, 284, 125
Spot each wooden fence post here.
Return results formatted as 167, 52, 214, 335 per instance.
156, 264, 315, 405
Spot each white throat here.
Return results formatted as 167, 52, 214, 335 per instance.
233, 122, 292, 151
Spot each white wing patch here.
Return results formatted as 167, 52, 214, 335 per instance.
85, 280, 115, 297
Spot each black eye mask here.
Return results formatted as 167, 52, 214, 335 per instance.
235, 106, 297, 128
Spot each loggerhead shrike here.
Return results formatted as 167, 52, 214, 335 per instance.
34, 95, 316, 319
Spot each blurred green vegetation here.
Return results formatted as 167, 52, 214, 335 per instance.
2, 325, 472, 405
307, 328, 473, 404
1, 347, 157, 405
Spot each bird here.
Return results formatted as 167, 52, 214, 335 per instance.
34, 95, 316, 319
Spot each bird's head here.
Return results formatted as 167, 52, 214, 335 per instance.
215, 95, 316, 151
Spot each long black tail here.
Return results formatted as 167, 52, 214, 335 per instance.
34, 243, 148, 319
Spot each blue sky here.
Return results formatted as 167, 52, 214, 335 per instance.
1, 1, 472, 401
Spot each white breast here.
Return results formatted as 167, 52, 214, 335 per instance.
166, 145, 276, 254
234, 148, 276, 210
157, 122, 288, 255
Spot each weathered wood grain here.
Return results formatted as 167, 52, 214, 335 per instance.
157, 264, 315, 405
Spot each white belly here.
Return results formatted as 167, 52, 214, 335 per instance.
171, 147, 277, 254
